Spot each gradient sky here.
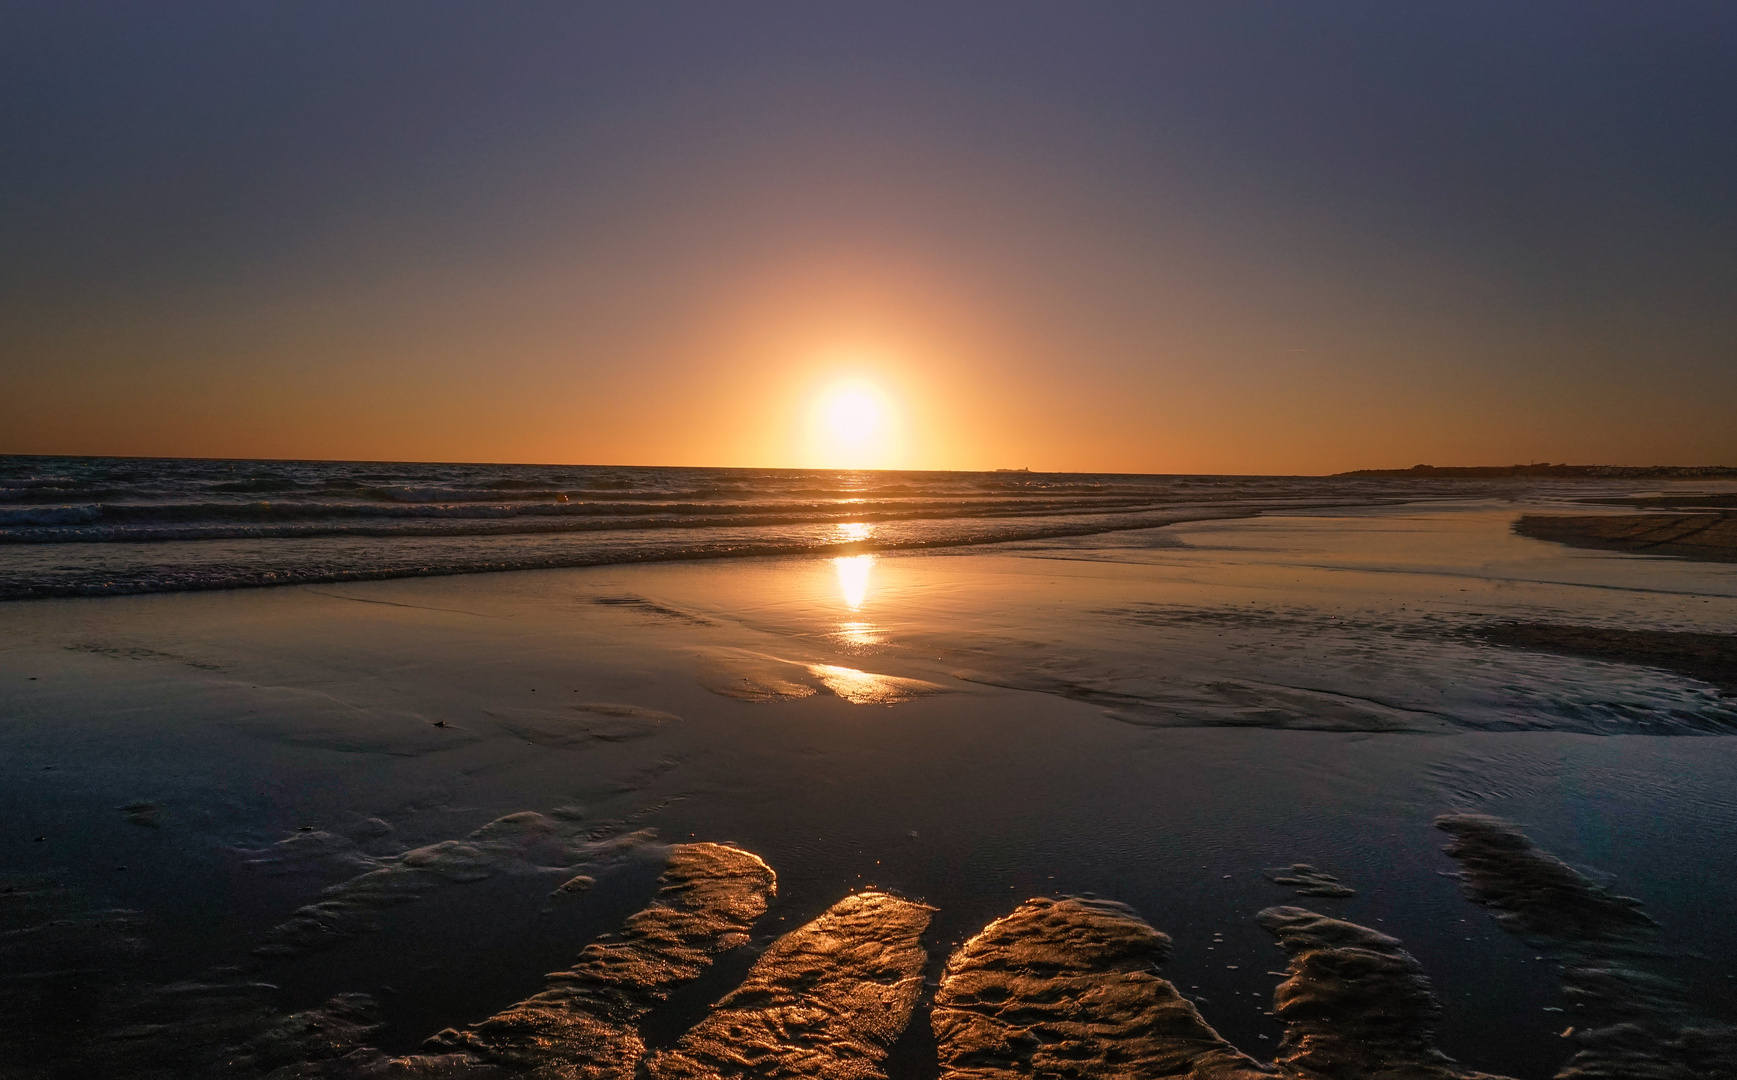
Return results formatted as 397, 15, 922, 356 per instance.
3, 2, 1734, 473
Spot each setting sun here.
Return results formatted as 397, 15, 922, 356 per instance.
806, 379, 902, 469
826, 390, 883, 446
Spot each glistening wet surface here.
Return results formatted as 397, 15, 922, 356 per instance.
3, 496, 1736, 1076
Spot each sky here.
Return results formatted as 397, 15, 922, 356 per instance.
2, 2, 1734, 474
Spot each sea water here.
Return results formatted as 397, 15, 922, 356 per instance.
0, 454, 1679, 599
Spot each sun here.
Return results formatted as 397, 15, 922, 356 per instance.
825, 388, 884, 446
807, 379, 901, 468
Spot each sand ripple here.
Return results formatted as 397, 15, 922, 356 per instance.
648, 891, 933, 1080
933, 896, 1265, 1080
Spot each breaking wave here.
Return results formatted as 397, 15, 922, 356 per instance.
0, 454, 1528, 600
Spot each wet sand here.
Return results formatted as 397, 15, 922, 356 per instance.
5, 499, 1737, 1077
1516, 513, 1737, 563
1473, 624, 1737, 696
1499, 502, 1737, 696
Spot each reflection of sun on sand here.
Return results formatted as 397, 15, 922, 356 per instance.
835, 554, 873, 609
831, 525, 884, 646
692, 647, 946, 705
832, 553, 885, 647
805, 663, 941, 705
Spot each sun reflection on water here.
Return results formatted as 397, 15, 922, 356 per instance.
830, 523, 882, 647
833, 558, 883, 647
835, 554, 873, 610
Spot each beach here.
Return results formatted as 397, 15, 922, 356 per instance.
9, 2, 1734, 1073
6, 489, 1737, 1078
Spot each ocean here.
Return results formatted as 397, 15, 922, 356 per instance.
0, 454, 1505, 600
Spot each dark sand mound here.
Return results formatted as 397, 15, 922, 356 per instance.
1438, 814, 1737, 1079
1515, 514, 1737, 562
932, 895, 1509, 1080
1434, 816, 1653, 943
1259, 906, 1511, 1080
1472, 623, 1737, 696
1263, 864, 1355, 898
931, 896, 1267, 1080
648, 891, 933, 1080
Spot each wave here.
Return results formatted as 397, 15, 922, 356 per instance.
0, 496, 1184, 542
0, 508, 1253, 600
0, 505, 105, 527
2, 453, 1629, 600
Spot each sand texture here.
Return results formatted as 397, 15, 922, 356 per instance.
7, 830, 1732, 1078
647, 891, 934, 1080
417, 842, 776, 1077
932, 896, 1268, 1080
1259, 906, 1511, 1080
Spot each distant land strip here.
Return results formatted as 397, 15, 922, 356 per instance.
1336, 463, 1737, 478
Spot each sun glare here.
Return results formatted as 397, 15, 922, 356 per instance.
834, 554, 873, 610
827, 390, 882, 445
807, 379, 901, 469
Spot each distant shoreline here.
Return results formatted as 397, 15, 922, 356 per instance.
7, 453, 1737, 480
1335, 463, 1737, 479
